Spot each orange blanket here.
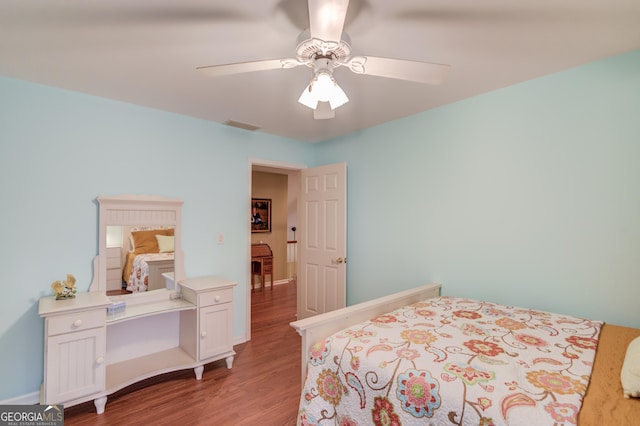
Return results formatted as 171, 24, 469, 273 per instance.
122, 251, 137, 284
578, 324, 640, 425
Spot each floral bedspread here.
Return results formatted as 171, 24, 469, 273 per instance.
298, 297, 602, 426
126, 253, 173, 293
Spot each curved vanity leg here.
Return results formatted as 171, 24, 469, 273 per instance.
94, 396, 107, 414
194, 365, 204, 380
225, 355, 234, 369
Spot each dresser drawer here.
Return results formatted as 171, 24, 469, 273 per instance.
47, 309, 106, 336
106, 268, 121, 281
199, 288, 233, 307
106, 255, 121, 269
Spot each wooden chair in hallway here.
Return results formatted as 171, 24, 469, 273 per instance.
251, 243, 273, 290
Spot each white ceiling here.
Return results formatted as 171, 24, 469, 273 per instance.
1, 0, 639, 143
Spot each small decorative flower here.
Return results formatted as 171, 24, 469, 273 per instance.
478, 397, 492, 411
371, 397, 401, 426
400, 329, 437, 345
461, 323, 487, 337
526, 370, 586, 395
514, 333, 548, 347
396, 369, 441, 418
444, 363, 495, 385
479, 417, 496, 426
338, 415, 358, 426
64, 274, 76, 288
298, 410, 318, 426
397, 348, 420, 361
453, 310, 482, 320
51, 274, 77, 300
51, 281, 64, 294
566, 335, 598, 350
416, 309, 437, 317
309, 339, 331, 366
372, 314, 398, 324
316, 369, 343, 406
464, 339, 505, 357
495, 317, 526, 331
544, 402, 578, 423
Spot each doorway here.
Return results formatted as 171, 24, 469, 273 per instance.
247, 159, 303, 341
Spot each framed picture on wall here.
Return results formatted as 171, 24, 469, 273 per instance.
251, 198, 271, 233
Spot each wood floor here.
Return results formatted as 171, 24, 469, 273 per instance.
64, 283, 301, 425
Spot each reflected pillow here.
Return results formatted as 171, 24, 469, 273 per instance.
131, 229, 165, 254
156, 235, 175, 253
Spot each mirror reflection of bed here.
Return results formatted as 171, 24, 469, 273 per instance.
105, 225, 175, 296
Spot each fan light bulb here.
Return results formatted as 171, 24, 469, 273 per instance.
314, 73, 334, 102
298, 70, 349, 111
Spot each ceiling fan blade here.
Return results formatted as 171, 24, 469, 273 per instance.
308, 0, 349, 44
196, 59, 303, 77
349, 56, 451, 85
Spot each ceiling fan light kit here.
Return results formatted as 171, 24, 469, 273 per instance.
196, 0, 450, 120
298, 58, 349, 111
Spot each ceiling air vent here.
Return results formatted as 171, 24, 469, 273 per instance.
223, 120, 261, 131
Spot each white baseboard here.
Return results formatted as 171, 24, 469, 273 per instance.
0, 391, 40, 405
233, 335, 249, 346
259, 279, 290, 288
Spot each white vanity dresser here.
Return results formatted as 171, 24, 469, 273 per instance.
38, 195, 236, 414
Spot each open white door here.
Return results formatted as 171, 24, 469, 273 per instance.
298, 162, 347, 320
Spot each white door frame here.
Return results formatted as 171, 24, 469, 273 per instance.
246, 158, 307, 342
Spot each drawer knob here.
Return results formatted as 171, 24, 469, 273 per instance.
73, 319, 83, 327
214, 295, 221, 302
96, 356, 105, 365
201, 331, 207, 338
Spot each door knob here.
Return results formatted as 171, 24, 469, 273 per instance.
335, 257, 346, 264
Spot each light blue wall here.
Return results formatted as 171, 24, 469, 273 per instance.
315, 50, 640, 329
0, 77, 314, 400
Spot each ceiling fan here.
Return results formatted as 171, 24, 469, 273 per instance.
197, 0, 450, 119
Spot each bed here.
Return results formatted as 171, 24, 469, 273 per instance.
121, 227, 175, 293
124, 252, 174, 292
290, 284, 640, 425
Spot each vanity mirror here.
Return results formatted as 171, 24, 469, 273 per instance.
89, 194, 185, 299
